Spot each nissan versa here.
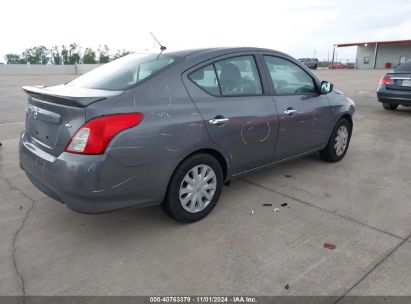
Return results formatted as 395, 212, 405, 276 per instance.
19, 48, 355, 222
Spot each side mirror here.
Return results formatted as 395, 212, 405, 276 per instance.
320, 81, 333, 94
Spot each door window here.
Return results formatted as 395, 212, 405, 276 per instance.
263, 56, 316, 95
214, 56, 262, 96
189, 55, 263, 96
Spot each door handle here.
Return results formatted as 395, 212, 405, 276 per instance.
284, 109, 297, 116
209, 117, 229, 125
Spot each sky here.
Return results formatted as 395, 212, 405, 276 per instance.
1, 0, 411, 63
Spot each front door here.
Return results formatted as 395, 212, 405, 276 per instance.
183, 54, 279, 174
262, 55, 332, 160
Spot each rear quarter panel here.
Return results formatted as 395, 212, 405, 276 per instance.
84, 67, 214, 201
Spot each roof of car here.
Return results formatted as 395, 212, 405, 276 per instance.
394, 60, 411, 71
162, 48, 213, 57
164, 47, 284, 59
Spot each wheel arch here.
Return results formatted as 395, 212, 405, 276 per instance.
164, 147, 231, 199
323, 113, 353, 150
163, 147, 230, 207
340, 114, 353, 132
180, 148, 230, 182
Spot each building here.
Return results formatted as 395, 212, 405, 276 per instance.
333, 39, 411, 69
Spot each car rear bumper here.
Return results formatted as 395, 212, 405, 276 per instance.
377, 87, 411, 104
19, 132, 174, 214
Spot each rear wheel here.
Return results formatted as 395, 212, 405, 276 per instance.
320, 118, 352, 162
313, 64, 318, 70
383, 103, 398, 110
162, 153, 223, 223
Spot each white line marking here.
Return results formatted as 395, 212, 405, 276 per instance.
0, 121, 24, 126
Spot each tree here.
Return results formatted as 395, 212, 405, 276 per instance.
51, 46, 62, 65
5, 53, 26, 64
112, 49, 131, 60
82, 48, 97, 64
5, 43, 133, 65
36, 46, 50, 64
68, 43, 81, 64
98, 44, 111, 63
22, 48, 35, 64
22, 46, 50, 64
61, 45, 69, 65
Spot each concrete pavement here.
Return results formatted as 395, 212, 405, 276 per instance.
0, 70, 410, 297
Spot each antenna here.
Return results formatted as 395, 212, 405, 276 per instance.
150, 32, 167, 52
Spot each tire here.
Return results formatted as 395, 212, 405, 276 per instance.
382, 103, 398, 110
313, 64, 318, 70
320, 118, 352, 162
162, 153, 223, 223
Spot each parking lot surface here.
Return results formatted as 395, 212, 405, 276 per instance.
0, 70, 410, 296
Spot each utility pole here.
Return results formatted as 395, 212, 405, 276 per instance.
331, 45, 336, 69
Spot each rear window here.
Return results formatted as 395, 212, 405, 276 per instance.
189, 65, 220, 95
394, 60, 411, 71
67, 54, 177, 90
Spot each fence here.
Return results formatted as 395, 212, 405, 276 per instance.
0, 64, 101, 75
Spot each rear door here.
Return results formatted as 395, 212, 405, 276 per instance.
183, 54, 279, 174
261, 55, 332, 161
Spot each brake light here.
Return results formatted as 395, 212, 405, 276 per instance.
65, 113, 144, 154
379, 75, 392, 85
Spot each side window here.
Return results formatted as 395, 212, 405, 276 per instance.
263, 56, 316, 95
214, 56, 262, 96
188, 65, 220, 95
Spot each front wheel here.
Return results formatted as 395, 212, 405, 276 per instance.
162, 153, 223, 223
382, 103, 398, 110
320, 118, 352, 162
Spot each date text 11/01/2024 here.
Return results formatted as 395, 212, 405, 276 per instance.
149, 296, 257, 303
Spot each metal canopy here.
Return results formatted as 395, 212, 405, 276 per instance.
335, 39, 411, 48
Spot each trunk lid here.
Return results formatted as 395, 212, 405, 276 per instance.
23, 85, 124, 157
386, 72, 411, 91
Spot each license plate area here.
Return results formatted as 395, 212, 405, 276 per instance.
26, 105, 62, 149
34, 120, 51, 143
402, 79, 411, 87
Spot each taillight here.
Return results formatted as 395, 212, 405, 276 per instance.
379, 75, 392, 85
65, 113, 144, 154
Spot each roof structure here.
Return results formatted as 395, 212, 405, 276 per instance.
335, 39, 411, 47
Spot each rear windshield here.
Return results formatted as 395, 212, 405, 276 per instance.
394, 61, 411, 72
67, 53, 177, 90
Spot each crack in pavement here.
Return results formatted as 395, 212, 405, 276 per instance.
334, 234, 411, 303
241, 178, 405, 241
0, 145, 36, 300
10, 191, 34, 301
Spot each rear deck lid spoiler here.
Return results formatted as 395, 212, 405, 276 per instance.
22, 85, 125, 107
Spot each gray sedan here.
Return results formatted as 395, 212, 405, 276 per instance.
19, 48, 355, 222
377, 60, 411, 110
